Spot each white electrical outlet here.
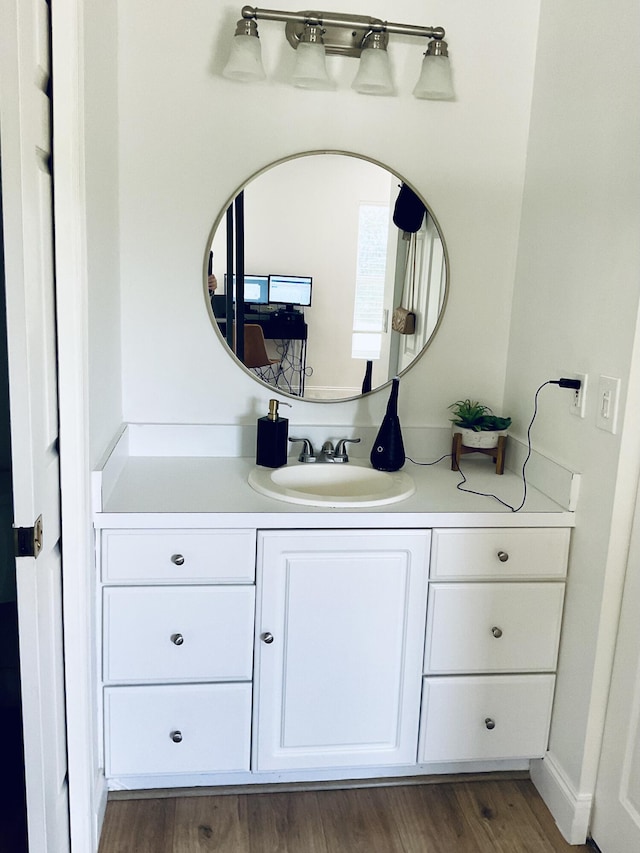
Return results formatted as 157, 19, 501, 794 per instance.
568, 373, 588, 418
596, 375, 621, 434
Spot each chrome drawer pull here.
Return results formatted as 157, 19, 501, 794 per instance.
171, 554, 185, 566
261, 632, 274, 644
171, 633, 184, 646
485, 718, 496, 730
497, 551, 509, 563
491, 626, 503, 639
170, 730, 183, 743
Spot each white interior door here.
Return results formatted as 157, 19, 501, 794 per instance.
0, 0, 70, 850
590, 474, 640, 851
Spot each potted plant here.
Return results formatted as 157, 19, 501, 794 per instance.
448, 399, 512, 449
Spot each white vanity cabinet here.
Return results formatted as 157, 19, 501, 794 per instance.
100, 529, 256, 778
252, 529, 431, 771
419, 528, 570, 763
96, 516, 571, 785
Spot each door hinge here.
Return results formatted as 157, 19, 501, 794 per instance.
14, 515, 43, 558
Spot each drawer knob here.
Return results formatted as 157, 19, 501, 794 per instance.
171, 633, 184, 646
170, 730, 183, 743
497, 551, 509, 563
491, 626, 503, 639
485, 718, 496, 730
171, 554, 185, 566
261, 632, 274, 644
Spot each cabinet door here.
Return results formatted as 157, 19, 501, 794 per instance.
253, 529, 430, 771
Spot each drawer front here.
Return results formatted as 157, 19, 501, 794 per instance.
101, 529, 256, 583
430, 528, 570, 580
418, 675, 555, 762
424, 582, 564, 673
104, 683, 251, 776
103, 586, 255, 683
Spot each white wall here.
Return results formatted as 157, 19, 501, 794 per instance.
115, 0, 540, 433
85, 0, 122, 465
504, 0, 640, 824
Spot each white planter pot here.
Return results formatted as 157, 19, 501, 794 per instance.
453, 426, 508, 449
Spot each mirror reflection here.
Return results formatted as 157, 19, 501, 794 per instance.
206, 152, 448, 401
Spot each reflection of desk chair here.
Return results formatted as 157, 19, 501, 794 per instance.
237, 323, 280, 383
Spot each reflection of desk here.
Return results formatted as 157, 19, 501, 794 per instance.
246, 311, 306, 340
217, 311, 309, 396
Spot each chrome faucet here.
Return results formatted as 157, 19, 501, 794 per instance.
289, 436, 361, 463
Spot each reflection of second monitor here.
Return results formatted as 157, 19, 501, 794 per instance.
268, 274, 312, 313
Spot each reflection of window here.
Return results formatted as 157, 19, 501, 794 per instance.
352, 203, 389, 360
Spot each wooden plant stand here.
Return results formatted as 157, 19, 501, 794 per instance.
451, 432, 506, 475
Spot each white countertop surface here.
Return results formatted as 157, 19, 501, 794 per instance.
94, 455, 574, 529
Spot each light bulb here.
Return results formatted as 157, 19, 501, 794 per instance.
222, 20, 266, 83
352, 47, 394, 96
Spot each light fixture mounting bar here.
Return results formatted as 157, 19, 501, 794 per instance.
240, 6, 445, 57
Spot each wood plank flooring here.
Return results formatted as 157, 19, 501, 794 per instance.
98, 779, 595, 853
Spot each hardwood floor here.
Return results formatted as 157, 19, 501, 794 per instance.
98, 779, 595, 853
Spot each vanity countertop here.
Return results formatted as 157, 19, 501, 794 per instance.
93, 454, 574, 529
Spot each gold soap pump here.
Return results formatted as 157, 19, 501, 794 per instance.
256, 398, 292, 468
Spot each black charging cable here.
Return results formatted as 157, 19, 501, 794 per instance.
407, 378, 581, 513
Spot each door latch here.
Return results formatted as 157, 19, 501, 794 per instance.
14, 514, 43, 558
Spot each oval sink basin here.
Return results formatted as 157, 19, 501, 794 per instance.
248, 462, 415, 508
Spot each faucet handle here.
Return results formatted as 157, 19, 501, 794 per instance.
334, 437, 361, 462
289, 437, 316, 463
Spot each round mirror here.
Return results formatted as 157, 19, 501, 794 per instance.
205, 151, 448, 401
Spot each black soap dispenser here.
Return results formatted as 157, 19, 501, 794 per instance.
370, 377, 405, 472
256, 399, 289, 468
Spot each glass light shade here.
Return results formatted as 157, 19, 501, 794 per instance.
291, 42, 335, 90
413, 54, 454, 100
351, 48, 394, 96
222, 34, 266, 83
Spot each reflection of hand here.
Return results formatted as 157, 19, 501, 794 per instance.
208, 274, 218, 292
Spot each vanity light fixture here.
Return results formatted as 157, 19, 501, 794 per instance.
222, 6, 453, 100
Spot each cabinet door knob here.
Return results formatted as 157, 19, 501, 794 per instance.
170, 730, 183, 743
261, 632, 274, 644
485, 718, 496, 730
171, 553, 185, 566
497, 551, 509, 562
491, 626, 503, 639
171, 633, 184, 646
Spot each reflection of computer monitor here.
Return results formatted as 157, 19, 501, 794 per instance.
224, 274, 269, 305
268, 275, 312, 309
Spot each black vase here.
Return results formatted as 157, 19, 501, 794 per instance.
370, 377, 405, 471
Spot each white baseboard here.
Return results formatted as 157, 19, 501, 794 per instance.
530, 754, 592, 844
